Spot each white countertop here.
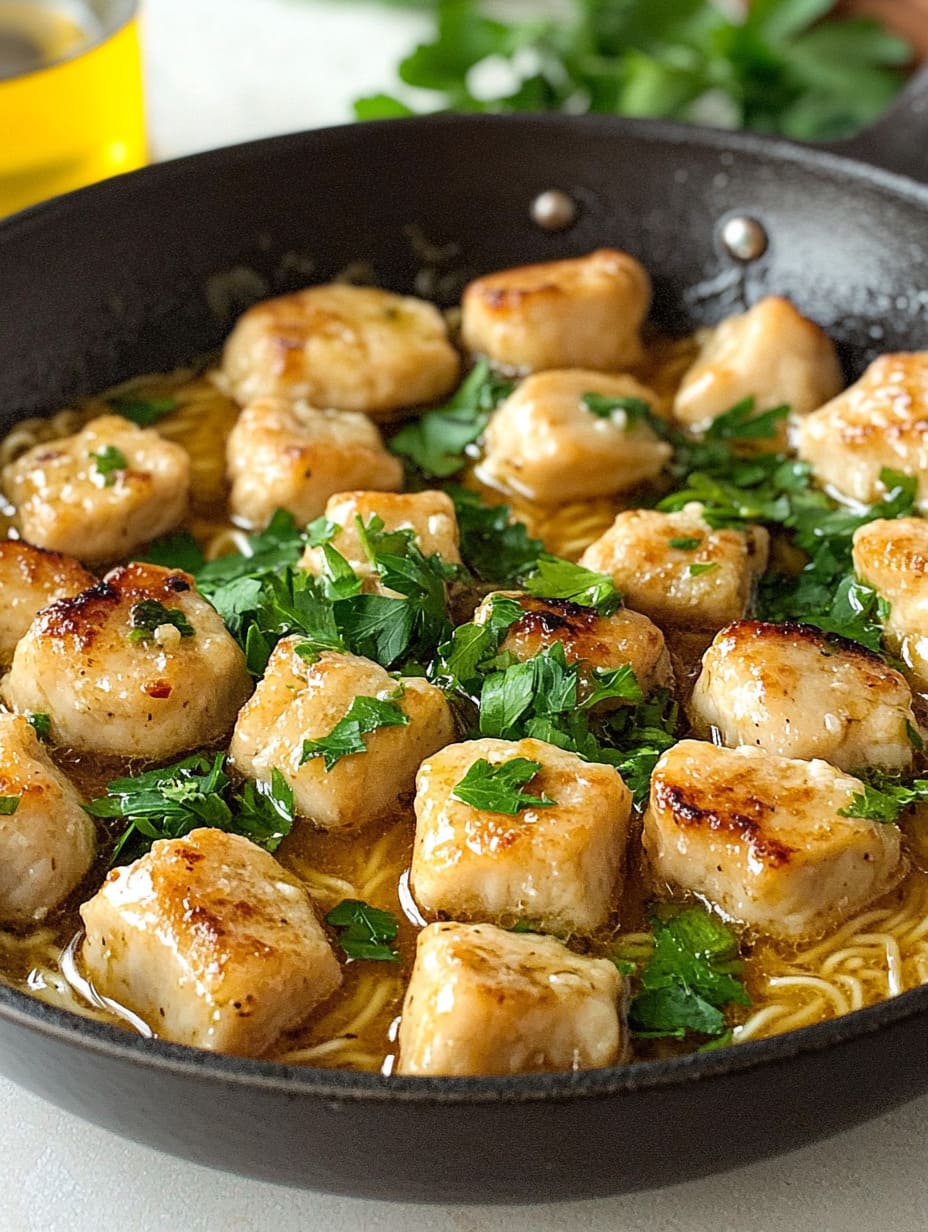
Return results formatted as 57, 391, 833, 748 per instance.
4, 1, 928, 1227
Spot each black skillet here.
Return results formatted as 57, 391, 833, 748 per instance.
0, 71, 927, 1202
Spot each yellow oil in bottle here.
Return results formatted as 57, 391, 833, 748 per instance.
0, 0, 146, 217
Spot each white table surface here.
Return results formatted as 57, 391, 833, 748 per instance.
4, 1, 928, 1227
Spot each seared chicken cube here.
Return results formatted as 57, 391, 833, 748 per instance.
2, 414, 190, 564
229, 642, 455, 830
300, 489, 461, 584
410, 737, 632, 934
221, 283, 460, 419
80, 828, 341, 1055
461, 249, 651, 372
579, 504, 769, 629
0, 541, 94, 666
2, 563, 251, 759
643, 740, 904, 940
0, 713, 95, 926
853, 517, 928, 691
796, 353, 928, 512
473, 592, 672, 694
226, 397, 403, 530
689, 621, 916, 771
478, 369, 671, 504
396, 921, 625, 1076
674, 297, 842, 433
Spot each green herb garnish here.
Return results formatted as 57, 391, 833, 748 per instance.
523, 553, 618, 612
688, 562, 718, 577
127, 599, 195, 643
0, 797, 20, 816
91, 445, 128, 486
356, 1, 911, 143
625, 904, 750, 1040
86, 754, 295, 865
452, 756, 555, 814
26, 713, 51, 741
137, 531, 206, 573
109, 396, 178, 427
390, 361, 514, 477
325, 899, 400, 962
447, 486, 542, 583
668, 537, 701, 550
838, 773, 928, 824
581, 393, 666, 435
300, 694, 410, 771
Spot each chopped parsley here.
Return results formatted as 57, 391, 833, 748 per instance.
300, 693, 409, 771
447, 486, 542, 583
623, 904, 750, 1040
91, 445, 128, 486
389, 361, 514, 477
26, 713, 51, 741
109, 395, 178, 427
138, 531, 206, 573
86, 754, 295, 865
0, 797, 20, 816
127, 599, 195, 643
838, 772, 928, 824
452, 756, 555, 814
523, 553, 618, 612
325, 899, 400, 962
668, 537, 701, 550
581, 392, 667, 436
688, 562, 718, 577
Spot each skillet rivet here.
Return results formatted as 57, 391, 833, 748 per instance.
531, 189, 578, 231
719, 215, 768, 262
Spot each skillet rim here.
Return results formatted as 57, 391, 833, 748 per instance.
2, 109, 928, 1105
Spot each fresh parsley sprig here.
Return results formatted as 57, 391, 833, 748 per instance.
389, 360, 514, 478
325, 899, 400, 962
523, 554, 618, 612
300, 693, 410, 770
127, 599, 195, 643
447, 486, 542, 583
91, 445, 128, 486
621, 904, 750, 1041
109, 395, 178, 428
452, 756, 555, 814
86, 754, 296, 865
838, 770, 928, 824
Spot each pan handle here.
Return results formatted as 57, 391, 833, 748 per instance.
823, 65, 928, 182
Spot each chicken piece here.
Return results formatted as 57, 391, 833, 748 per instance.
644, 740, 904, 940
853, 517, 928, 692
0, 714, 95, 926
396, 921, 625, 1076
461, 249, 651, 372
0, 541, 94, 666
796, 353, 928, 512
673, 297, 842, 433
579, 504, 769, 629
80, 828, 341, 1055
221, 283, 460, 419
689, 621, 916, 771
226, 397, 403, 530
478, 369, 671, 504
2, 562, 251, 759
473, 592, 672, 695
2, 415, 190, 566
299, 489, 461, 585
229, 641, 455, 830
410, 737, 632, 934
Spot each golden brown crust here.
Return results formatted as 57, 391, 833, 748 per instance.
37, 564, 194, 650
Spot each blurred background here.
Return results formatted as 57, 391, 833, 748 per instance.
1, 0, 926, 217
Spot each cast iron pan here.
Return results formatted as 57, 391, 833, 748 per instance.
0, 71, 927, 1202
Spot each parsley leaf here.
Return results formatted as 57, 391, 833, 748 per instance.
389, 361, 514, 477
447, 486, 542, 583
26, 712, 51, 741
581, 392, 668, 437
626, 904, 750, 1040
137, 531, 206, 573
109, 395, 178, 427
523, 553, 618, 612
91, 445, 128, 486
325, 898, 400, 962
668, 537, 701, 550
688, 562, 718, 577
300, 694, 410, 770
0, 797, 20, 816
86, 753, 295, 865
356, 0, 911, 143
452, 756, 555, 814
601, 689, 680, 807
838, 772, 928, 824
127, 599, 195, 643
